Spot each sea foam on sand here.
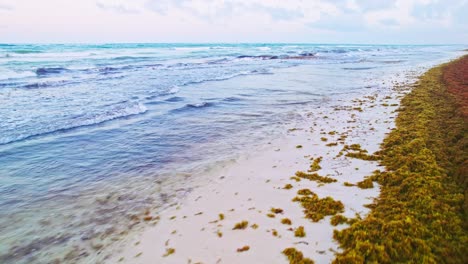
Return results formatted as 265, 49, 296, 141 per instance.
107, 76, 412, 264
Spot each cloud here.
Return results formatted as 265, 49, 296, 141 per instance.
0, 3, 13, 11
144, 0, 304, 22
96, 1, 139, 14
307, 13, 365, 32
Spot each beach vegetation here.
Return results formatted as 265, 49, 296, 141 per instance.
290, 176, 301, 182
272, 229, 278, 236
308, 157, 322, 172
343, 182, 355, 187
281, 218, 292, 225
282, 248, 314, 264
219, 213, 224, 220
271, 208, 284, 214
333, 57, 468, 263
296, 145, 303, 149
251, 223, 259, 229
356, 178, 374, 189
237, 246, 250, 252
293, 191, 344, 222
294, 226, 306, 237
284, 183, 294, 189
267, 213, 275, 218
295, 171, 337, 183
233, 221, 248, 230
330, 215, 349, 226
326, 142, 338, 147
297, 189, 314, 196
320, 137, 328, 142
162, 248, 175, 257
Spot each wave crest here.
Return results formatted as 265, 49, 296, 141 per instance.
0, 102, 147, 145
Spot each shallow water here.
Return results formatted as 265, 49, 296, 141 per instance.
0, 43, 464, 263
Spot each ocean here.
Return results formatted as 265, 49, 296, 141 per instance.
0, 43, 464, 263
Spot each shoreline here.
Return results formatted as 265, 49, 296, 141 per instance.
107, 74, 411, 263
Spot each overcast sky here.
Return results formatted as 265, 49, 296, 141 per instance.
0, 0, 467, 44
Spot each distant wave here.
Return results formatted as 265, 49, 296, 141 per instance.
165, 96, 184, 102
171, 102, 214, 113
0, 102, 147, 145
342, 67, 375, 70
35, 67, 69, 76
186, 102, 214, 108
12, 50, 43, 54
235, 53, 315, 60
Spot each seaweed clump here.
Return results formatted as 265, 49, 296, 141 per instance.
295, 171, 337, 184
342, 144, 380, 161
292, 190, 344, 222
308, 156, 323, 172
330, 215, 349, 226
233, 221, 249, 230
356, 178, 374, 189
333, 57, 468, 264
294, 226, 306, 237
237, 246, 250, 252
282, 248, 314, 264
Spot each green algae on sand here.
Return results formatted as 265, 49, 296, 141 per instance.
333, 56, 468, 264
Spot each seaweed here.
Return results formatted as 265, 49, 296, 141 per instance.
341, 144, 380, 161
309, 157, 323, 172
282, 248, 314, 264
272, 229, 278, 236
356, 178, 374, 189
162, 248, 175, 257
237, 246, 250, 252
330, 215, 349, 226
293, 191, 344, 222
294, 226, 306, 237
233, 221, 249, 230
297, 189, 314, 196
333, 57, 468, 264
295, 171, 337, 184
271, 208, 284, 214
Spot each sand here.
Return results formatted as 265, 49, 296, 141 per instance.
106, 81, 409, 263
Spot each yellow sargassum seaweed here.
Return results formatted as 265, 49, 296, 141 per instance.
333, 57, 468, 263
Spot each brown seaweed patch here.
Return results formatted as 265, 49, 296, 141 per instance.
162, 248, 175, 257
233, 221, 248, 230
296, 171, 337, 184
237, 246, 250, 252
282, 248, 314, 264
356, 178, 374, 189
330, 215, 349, 226
294, 226, 306, 237
333, 57, 468, 263
293, 191, 344, 222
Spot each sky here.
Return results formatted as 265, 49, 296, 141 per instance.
0, 0, 467, 44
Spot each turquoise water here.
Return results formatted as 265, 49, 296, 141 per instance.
0, 43, 464, 263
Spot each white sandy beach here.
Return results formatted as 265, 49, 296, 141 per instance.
106, 76, 411, 264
